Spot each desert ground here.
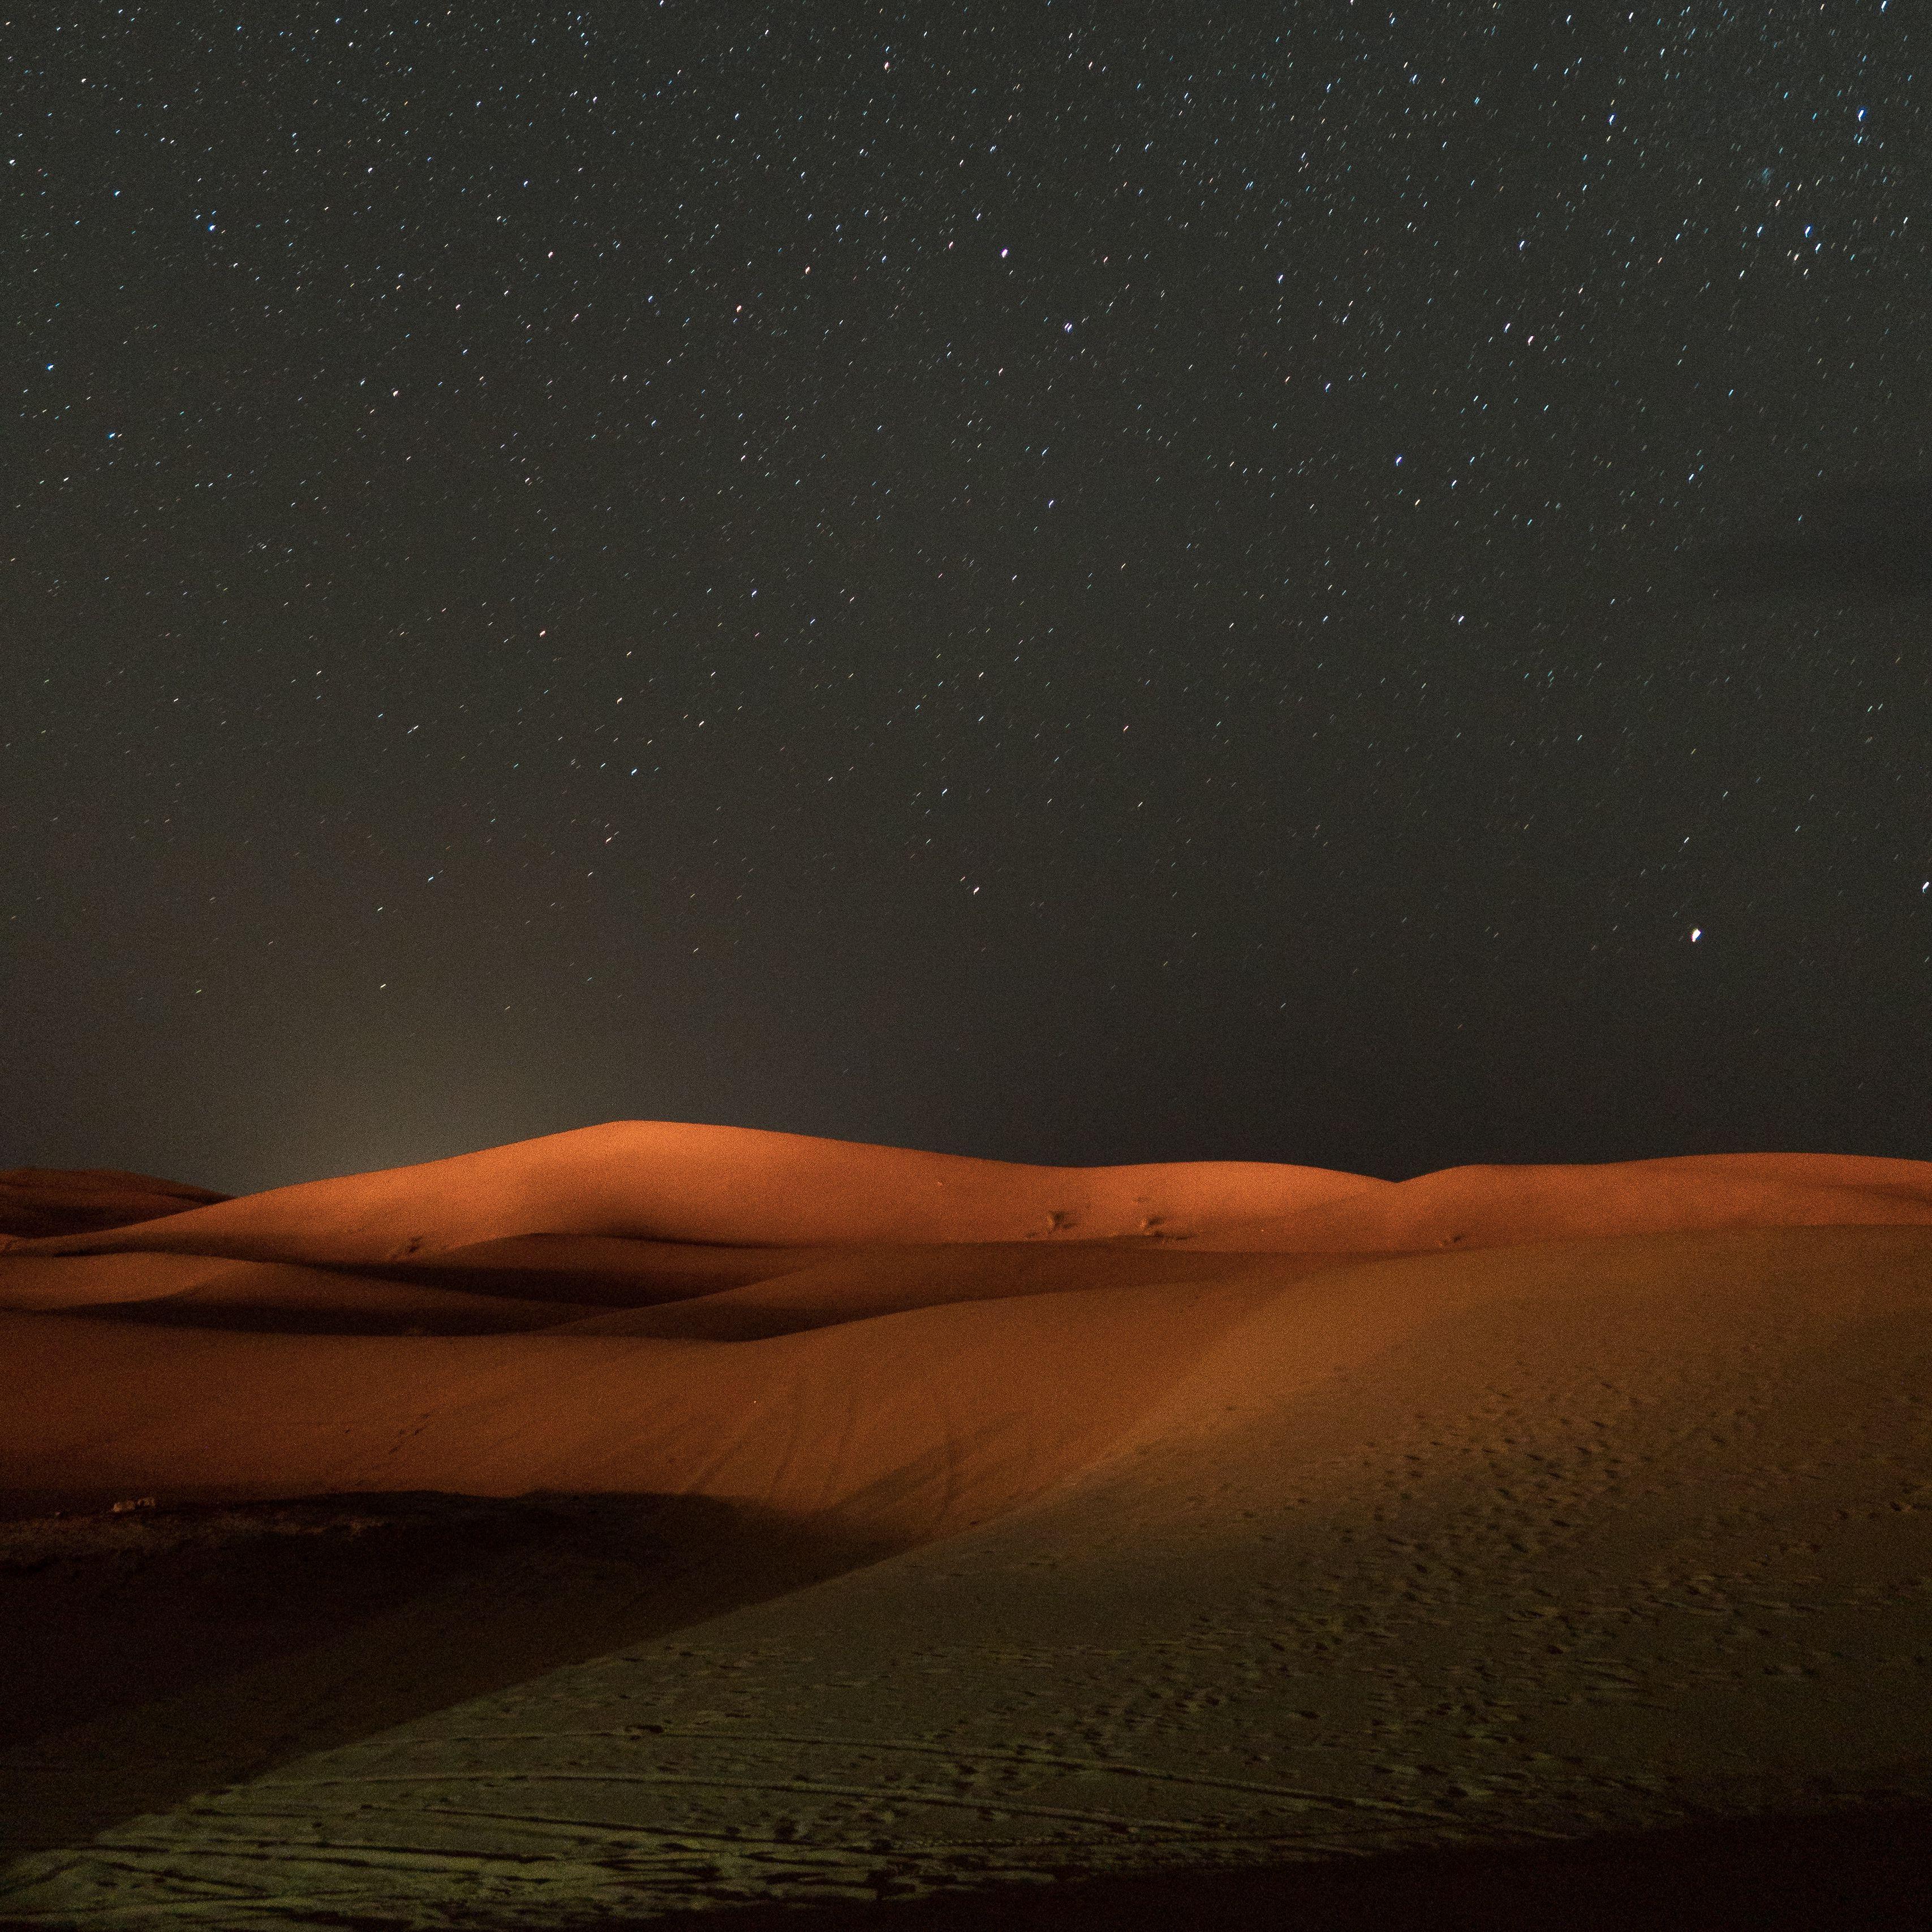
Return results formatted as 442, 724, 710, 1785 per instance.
3, 1124, 1931, 1929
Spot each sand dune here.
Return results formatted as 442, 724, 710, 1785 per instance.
11, 1122, 1932, 1266
0, 1167, 230, 1241
3, 1124, 1931, 1927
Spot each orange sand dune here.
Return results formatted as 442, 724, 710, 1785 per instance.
7, 1120, 1931, 1265
3, 1125, 1931, 1928
0, 1167, 230, 1241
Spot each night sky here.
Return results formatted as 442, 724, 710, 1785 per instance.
8, 2, 1929, 1195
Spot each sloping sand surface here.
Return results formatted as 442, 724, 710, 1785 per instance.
3, 1126, 1931, 1927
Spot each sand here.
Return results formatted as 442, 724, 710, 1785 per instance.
0, 1168, 230, 1241
2, 1126, 1930, 1928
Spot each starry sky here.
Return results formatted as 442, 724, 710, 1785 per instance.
7, 2, 1929, 1193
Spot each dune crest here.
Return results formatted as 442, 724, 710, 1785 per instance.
5, 1121, 1930, 1268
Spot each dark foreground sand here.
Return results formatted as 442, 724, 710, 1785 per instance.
2, 1128, 1930, 1929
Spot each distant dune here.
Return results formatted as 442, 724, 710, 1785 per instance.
11, 1120, 1932, 1262
3, 1124, 1930, 1928
0, 1167, 231, 1241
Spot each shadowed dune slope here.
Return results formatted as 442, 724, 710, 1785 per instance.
0, 1260, 1295, 1533
0, 1168, 230, 1241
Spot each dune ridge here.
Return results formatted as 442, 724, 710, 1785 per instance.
7, 1121, 1931, 1267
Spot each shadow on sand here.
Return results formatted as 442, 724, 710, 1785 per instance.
590, 1801, 1932, 1932
0, 1491, 899, 1862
